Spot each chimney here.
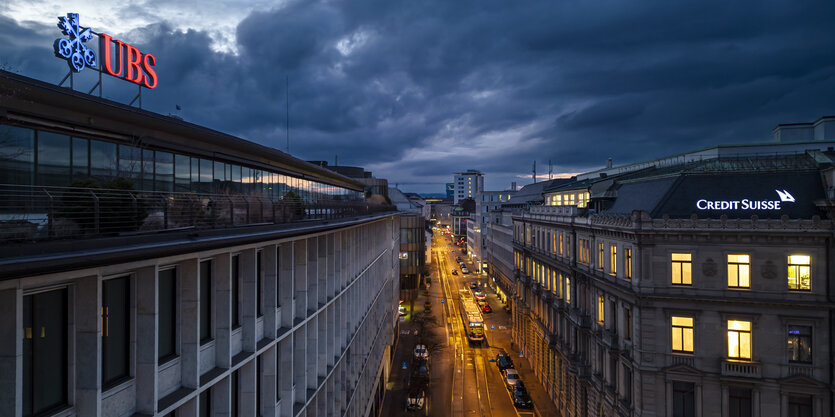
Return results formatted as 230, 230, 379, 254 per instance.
511, 182, 517, 191
606, 158, 613, 169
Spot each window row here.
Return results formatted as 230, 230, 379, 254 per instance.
670, 252, 812, 291
0, 124, 360, 202
672, 382, 814, 417
669, 316, 813, 363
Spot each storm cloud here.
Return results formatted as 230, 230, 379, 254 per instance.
2, 0, 834, 193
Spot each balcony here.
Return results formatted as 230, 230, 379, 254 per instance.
0, 184, 393, 243
669, 354, 694, 368
722, 360, 761, 378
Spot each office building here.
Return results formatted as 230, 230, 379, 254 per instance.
510, 140, 835, 417
0, 71, 400, 417
453, 170, 483, 204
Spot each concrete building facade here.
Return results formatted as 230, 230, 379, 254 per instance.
453, 170, 483, 204
510, 142, 835, 417
0, 71, 400, 417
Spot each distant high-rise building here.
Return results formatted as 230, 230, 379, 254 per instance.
446, 182, 455, 199
453, 169, 483, 204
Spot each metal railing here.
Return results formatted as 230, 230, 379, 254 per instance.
0, 184, 395, 242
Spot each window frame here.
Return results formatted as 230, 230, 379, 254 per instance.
671, 253, 692, 286
671, 316, 694, 353
624, 248, 632, 280
609, 245, 617, 276
787, 325, 812, 364
727, 320, 752, 361
787, 255, 811, 291
102, 275, 132, 389
727, 254, 751, 289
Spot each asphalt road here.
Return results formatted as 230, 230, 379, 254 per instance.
381, 230, 553, 417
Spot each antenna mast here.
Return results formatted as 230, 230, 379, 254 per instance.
532, 160, 537, 183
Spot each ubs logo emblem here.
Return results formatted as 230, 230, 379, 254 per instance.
54, 13, 97, 72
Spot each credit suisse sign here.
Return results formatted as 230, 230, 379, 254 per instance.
54, 13, 158, 89
695, 189, 796, 211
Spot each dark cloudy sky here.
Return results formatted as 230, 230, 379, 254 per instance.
2, 1, 834, 193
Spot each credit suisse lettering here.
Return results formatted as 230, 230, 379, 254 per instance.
100, 33, 158, 89
695, 189, 795, 211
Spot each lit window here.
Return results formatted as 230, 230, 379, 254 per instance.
671, 316, 694, 353
597, 295, 605, 324
610, 245, 617, 276
787, 325, 812, 363
598, 243, 605, 270
671, 253, 692, 285
624, 308, 632, 340
565, 277, 571, 304
727, 254, 750, 288
624, 248, 632, 280
727, 320, 752, 360
787, 255, 811, 291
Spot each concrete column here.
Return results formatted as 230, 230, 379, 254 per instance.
318, 236, 326, 306
75, 275, 101, 416
260, 345, 277, 417
212, 375, 230, 417
239, 359, 257, 417
307, 237, 319, 313
135, 266, 158, 415
306, 319, 317, 392
181, 259, 200, 388
327, 305, 335, 368
0, 288, 21, 417
293, 328, 306, 405
326, 233, 334, 302
278, 338, 293, 417
214, 254, 232, 369
278, 243, 294, 329
262, 245, 278, 340
294, 240, 307, 321
240, 249, 257, 353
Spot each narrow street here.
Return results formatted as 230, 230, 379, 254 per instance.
381, 230, 560, 417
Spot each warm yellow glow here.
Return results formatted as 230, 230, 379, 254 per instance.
671, 253, 692, 285
610, 245, 617, 275
598, 242, 605, 270
624, 248, 632, 279
727, 254, 750, 288
788, 254, 811, 291
597, 295, 605, 323
671, 316, 694, 353
727, 320, 752, 359
565, 277, 571, 304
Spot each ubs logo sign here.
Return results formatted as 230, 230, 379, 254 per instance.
54, 13, 158, 89
696, 189, 796, 211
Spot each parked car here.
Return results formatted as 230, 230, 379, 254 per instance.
469, 281, 479, 289
503, 368, 520, 389
474, 291, 486, 301
495, 351, 514, 371
461, 267, 470, 274
481, 302, 492, 313
398, 305, 407, 316
451, 269, 458, 275
406, 386, 425, 411
412, 358, 430, 379
511, 382, 534, 409
414, 344, 429, 360
456, 256, 462, 262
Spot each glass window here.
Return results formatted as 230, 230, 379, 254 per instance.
671, 253, 692, 285
191, 158, 200, 192
23, 288, 68, 417
232, 255, 240, 328
231, 371, 239, 417
102, 276, 130, 388
671, 316, 694, 353
672, 381, 695, 417
0, 125, 34, 185
37, 131, 71, 186
727, 320, 752, 360
213, 161, 227, 194
610, 245, 617, 275
155, 151, 174, 192
597, 295, 605, 324
199, 389, 211, 417
788, 395, 812, 417
71, 137, 89, 181
597, 243, 605, 270
141, 149, 154, 191
624, 248, 632, 280
118, 145, 142, 186
624, 307, 632, 340
199, 159, 213, 194
728, 388, 752, 417
565, 277, 571, 304
174, 154, 191, 192
787, 325, 812, 363
788, 255, 811, 291
200, 260, 212, 344
231, 165, 242, 194
257, 251, 263, 317
90, 140, 117, 183
158, 268, 177, 363
727, 254, 750, 288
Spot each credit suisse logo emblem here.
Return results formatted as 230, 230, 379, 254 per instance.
54, 13, 97, 72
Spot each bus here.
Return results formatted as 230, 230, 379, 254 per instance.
459, 290, 485, 343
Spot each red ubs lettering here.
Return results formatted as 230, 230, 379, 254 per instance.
100, 33, 158, 89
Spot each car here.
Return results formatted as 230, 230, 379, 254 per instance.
481, 302, 492, 313
469, 282, 479, 289
511, 382, 534, 409
461, 267, 470, 274
412, 359, 430, 379
474, 291, 486, 301
503, 368, 520, 389
495, 351, 514, 371
456, 256, 462, 262
451, 269, 458, 275
413, 344, 429, 360
424, 301, 431, 312
398, 305, 407, 316
406, 386, 425, 411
